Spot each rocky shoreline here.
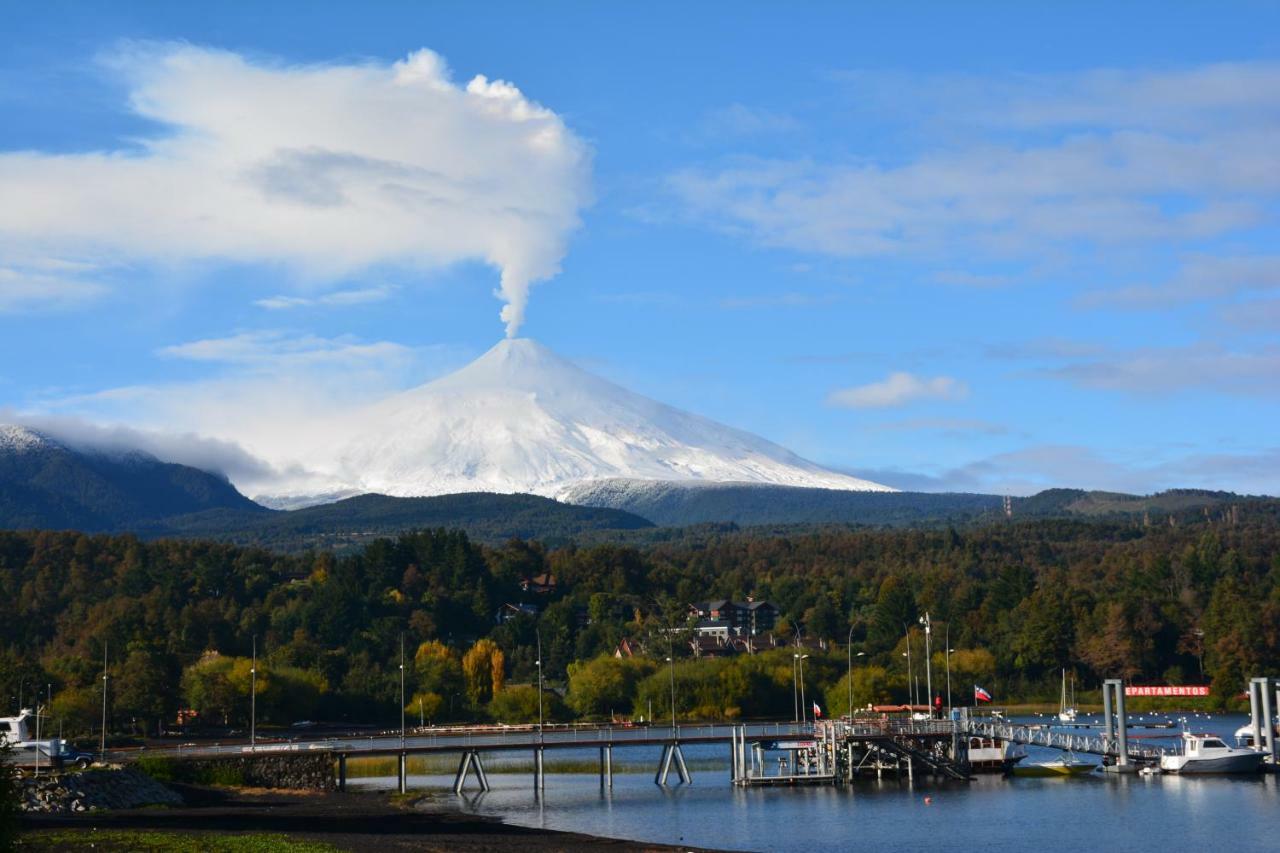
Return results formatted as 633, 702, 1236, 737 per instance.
16, 767, 183, 813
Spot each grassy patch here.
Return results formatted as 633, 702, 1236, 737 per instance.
20, 829, 341, 852
135, 756, 247, 787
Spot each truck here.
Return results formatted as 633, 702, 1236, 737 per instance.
1, 709, 93, 774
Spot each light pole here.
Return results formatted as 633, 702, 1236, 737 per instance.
34, 696, 41, 778
919, 612, 933, 716
946, 646, 954, 715
797, 653, 810, 724
399, 633, 406, 749
99, 643, 108, 760
250, 636, 257, 749
903, 627, 914, 708
666, 633, 677, 733
847, 624, 865, 721
847, 647, 865, 721
535, 630, 544, 736
792, 654, 799, 722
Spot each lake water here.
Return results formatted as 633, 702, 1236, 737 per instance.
354, 713, 1280, 852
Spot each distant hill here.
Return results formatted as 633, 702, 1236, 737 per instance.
160, 492, 655, 550
558, 478, 1266, 528
0, 424, 264, 531
560, 479, 1005, 526
4, 424, 1269, 547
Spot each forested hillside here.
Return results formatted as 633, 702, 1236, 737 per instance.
2, 503, 1277, 736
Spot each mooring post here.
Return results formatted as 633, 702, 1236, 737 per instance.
397, 752, 408, 794
337, 753, 347, 792
1249, 679, 1264, 752
1102, 680, 1115, 752
600, 745, 614, 789
1260, 678, 1277, 762
1114, 681, 1129, 767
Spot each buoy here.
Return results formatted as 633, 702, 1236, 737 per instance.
924, 796, 933, 804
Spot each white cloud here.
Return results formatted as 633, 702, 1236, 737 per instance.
0, 44, 592, 336
697, 104, 800, 138
1080, 255, 1280, 309
1041, 343, 1280, 397
874, 417, 1009, 436
827, 372, 968, 409
33, 331, 472, 497
1, 412, 278, 484
667, 63, 1280, 261
254, 286, 395, 310
719, 292, 838, 309
0, 264, 107, 312
850, 443, 1280, 497
158, 330, 414, 371
1219, 298, 1280, 332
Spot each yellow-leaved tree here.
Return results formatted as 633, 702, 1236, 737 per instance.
462, 639, 505, 706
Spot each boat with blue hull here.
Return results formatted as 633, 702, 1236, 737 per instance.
1159, 731, 1263, 774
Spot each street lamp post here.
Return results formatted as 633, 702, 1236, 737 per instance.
666, 634, 677, 734
903, 628, 914, 708
919, 612, 933, 716
847, 624, 865, 721
797, 654, 810, 724
945, 621, 953, 715
99, 642, 108, 760
535, 630, 544, 736
250, 636, 257, 749
399, 634, 406, 749
792, 654, 799, 722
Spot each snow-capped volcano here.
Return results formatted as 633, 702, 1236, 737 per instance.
299, 338, 891, 501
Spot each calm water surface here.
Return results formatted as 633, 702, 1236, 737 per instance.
356, 713, 1280, 852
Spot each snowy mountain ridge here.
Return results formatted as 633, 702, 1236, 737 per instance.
278, 338, 892, 503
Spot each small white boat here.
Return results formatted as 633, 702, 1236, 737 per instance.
1010, 753, 1095, 777
965, 735, 1026, 773
1057, 669, 1078, 723
1160, 731, 1264, 774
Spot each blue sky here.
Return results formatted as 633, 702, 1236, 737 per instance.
2, 1, 1278, 495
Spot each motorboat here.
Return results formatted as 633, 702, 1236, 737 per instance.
1232, 722, 1280, 749
1010, 752, 1095, 777
1159, 731, 1264, 774
1057, 669, 1078, 723
965, 734, 1027, 773
0, 708, 85, 771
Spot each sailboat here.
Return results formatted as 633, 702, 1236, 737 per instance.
1057, 670, 1078, 723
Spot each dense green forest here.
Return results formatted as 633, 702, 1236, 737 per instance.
2, 504, 1278, 739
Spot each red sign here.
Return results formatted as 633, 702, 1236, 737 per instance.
1124, 685, 1210, 697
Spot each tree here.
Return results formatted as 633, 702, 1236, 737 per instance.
405, 691, 444, 724
461, 639, 505, 706
567, 656, 655, 718
180, 653, 240, 726
489, 685, 566, 724
115, 647, 173, 736
414, 641, 464, 701
823, 665, 892, 715
50, 686, 99, 739
869, 577, 916, 652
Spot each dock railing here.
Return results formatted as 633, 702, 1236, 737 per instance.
962, 718, 1164, 762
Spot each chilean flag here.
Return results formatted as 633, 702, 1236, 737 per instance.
974, 685, 993, 703
812, 702, 822, 719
